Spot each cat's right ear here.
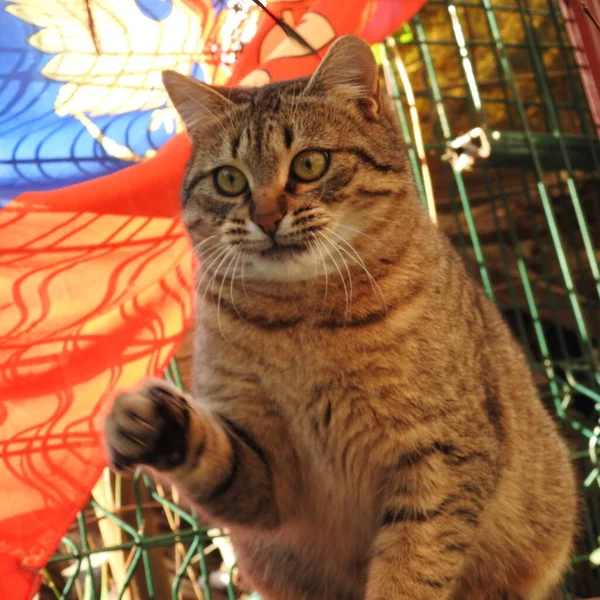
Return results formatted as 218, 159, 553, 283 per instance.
162, 70, 233, 133
304, 35, 380, 115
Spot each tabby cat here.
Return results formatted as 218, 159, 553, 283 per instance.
105, 35, 577, 600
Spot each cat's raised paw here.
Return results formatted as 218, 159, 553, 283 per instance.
104, 380, 191, 472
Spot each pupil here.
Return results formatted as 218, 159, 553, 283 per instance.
304, 158, 312, 170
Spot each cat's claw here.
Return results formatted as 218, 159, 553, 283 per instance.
105, 379, 191, 472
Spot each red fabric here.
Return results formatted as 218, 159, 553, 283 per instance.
0, 1, 426, 598
0, 134, 194, 599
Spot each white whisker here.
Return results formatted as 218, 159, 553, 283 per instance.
194, 240, 228, 275
306, 239, 320, 280
190, 236, 221, 261
333, 223, 378, 243
194, 244, 229, 292
199, 245, 235, 325
196, 244, 231, 302
323, 234, 354, 318
317, 235, 350, 320
229, 250, 249, 325
311, 233, 329, 309
190, 234, 216, 249
321, 228, 387, 313
240, 250, 250, 299
216, 247, 239, 341
193, 241, 228, 273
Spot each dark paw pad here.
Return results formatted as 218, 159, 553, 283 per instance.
105, 382, 191, 472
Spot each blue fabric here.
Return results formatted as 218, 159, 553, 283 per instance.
0, 0, 209, 203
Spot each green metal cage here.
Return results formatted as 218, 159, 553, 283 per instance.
41, 0, 600, 597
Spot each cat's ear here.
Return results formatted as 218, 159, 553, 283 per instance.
304, 35, 380, 114
162, 70, 233, 132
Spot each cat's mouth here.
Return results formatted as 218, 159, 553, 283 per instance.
259, 243, 307, 260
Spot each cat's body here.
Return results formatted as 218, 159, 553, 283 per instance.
192, 208, 574, 600
105, 36, 577, 600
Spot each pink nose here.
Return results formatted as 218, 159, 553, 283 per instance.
253, 211, 284, 235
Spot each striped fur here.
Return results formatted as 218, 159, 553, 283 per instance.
106, 36, 577, 600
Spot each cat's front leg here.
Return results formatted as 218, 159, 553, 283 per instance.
365, 501, 479, 600
104, 379, 278, 528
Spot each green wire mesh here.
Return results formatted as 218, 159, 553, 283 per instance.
42, 0, 599, 597
380, 0, 600, 595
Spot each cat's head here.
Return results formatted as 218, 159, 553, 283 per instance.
163, 36, 412, 283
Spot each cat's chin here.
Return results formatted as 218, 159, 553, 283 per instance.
244, 249, 334, 283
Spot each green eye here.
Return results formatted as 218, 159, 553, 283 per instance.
214, 166, 248, 196
291, 149, 329, 182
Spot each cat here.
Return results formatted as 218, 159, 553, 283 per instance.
104, 35, 577, 600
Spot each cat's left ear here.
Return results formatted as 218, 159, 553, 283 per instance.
162, 70, 233, 133
304, 35, 380, 116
